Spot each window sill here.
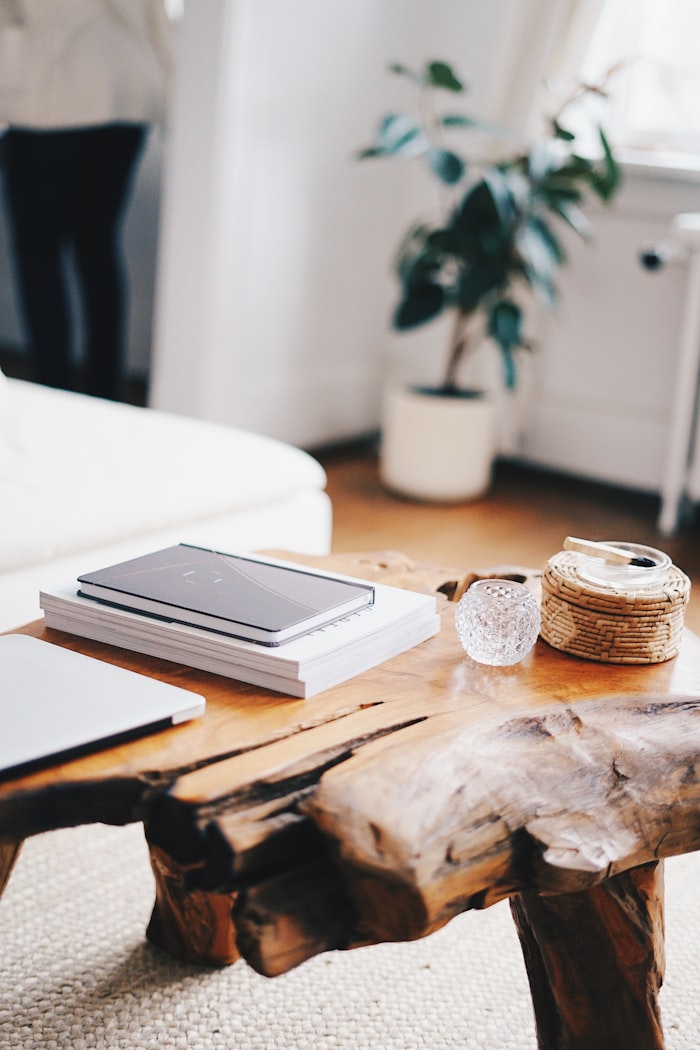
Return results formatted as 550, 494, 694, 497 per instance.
617, 147, 700, 183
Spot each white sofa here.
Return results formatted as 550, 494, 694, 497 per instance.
0, 372, 333, 632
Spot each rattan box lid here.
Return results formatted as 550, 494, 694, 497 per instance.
540, 549, 691, 664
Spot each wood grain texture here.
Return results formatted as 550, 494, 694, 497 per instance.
302, 691, 700, 944
510, 863, 665, 1050
146, 842, 239, 965
0, 841, 21, 899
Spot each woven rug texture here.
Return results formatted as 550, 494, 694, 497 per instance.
1, 823, 699, 1049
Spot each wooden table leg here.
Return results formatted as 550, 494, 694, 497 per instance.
0, 841, 22, 900
510, 861, 665, 1050
146, 841, 240, 966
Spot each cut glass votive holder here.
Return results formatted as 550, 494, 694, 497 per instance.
455, 578, 541, 666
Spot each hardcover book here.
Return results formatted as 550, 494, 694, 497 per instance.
40, 576, 440, 698
77, 544, 375, 646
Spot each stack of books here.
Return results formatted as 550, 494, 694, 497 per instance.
39, 545, 441, 698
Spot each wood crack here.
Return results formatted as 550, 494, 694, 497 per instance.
145, 713, 428, 867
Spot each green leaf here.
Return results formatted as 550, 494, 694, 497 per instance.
538, 179, 583, 204
450, 179, 501, 245
518, 255, 558, 310
482, 167, 518, 224
425, 227, 462, 254
439, 114, 479, 129
488, 299, 523, 389
388, 62, 420, 83
528, 215, 566, 265
355, 147, 382, 160
425, 61, 464, 92
527, 139, 562, 181
442, 114, 518, 140
557, 154, 599, 182
393, 223, 439, 283
426, 147, 465, 185
552, 118, 576, 142
500, 347, 517, 389
488, 299, 523, 352
516, 222, 559, 285
396, 243, 444, 287
549, 197, 591, 240
457, 262, 504, 313
393, 281, 446, 329
376, 113, 424, 155
591, 126, 621, 201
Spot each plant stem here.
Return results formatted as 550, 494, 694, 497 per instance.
418, 79, 453, 221
443, 310, 470, 392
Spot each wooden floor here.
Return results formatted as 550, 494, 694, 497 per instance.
316, 442, 700, 634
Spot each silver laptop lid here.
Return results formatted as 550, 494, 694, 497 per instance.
0, 634, 205, 775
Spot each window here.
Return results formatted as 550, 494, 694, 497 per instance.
578, 0, 700, 159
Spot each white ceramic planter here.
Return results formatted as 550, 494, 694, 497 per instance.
380, 385, 497, 502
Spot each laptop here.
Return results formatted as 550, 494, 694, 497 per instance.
0, 634, 206, 776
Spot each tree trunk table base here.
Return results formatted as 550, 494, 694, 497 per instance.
2, 551, 700, 1050
0, 841, 22, 899
511, 863, 665, 1050
146, 843, 240, 965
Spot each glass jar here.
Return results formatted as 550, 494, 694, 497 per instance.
455, 578, 541, 666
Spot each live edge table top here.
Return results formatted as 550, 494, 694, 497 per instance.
2, 550, 700, 1050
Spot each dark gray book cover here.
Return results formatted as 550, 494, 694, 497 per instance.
77, 544, 375, 644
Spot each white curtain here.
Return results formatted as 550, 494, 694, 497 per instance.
489, 0, 607, 135
472, 0, 608, 453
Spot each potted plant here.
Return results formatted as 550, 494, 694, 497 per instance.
359, 59, 622, 501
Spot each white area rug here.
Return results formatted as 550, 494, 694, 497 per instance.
1, 823, 699, 1049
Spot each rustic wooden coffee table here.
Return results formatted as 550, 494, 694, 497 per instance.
2, 551, 700, 1050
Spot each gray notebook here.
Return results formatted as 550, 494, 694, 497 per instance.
77, 544, 375, 645
0, 634, 205, 775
